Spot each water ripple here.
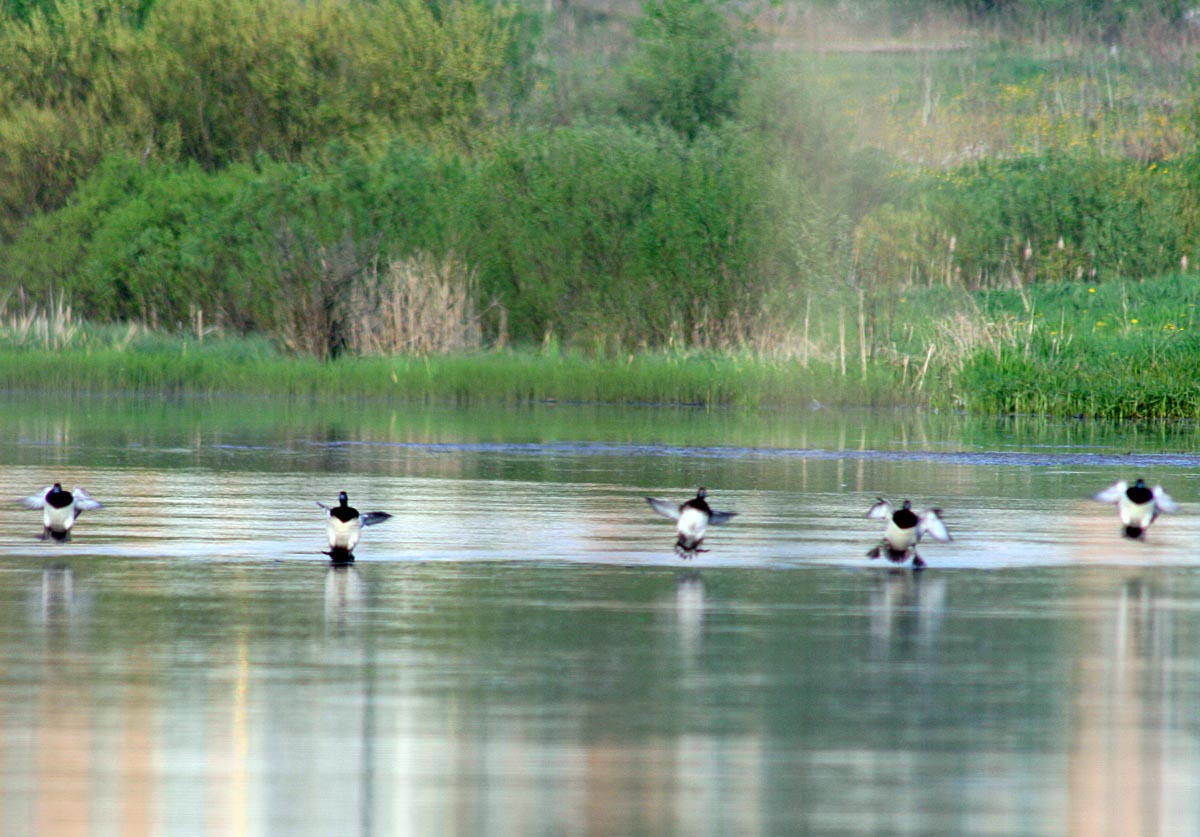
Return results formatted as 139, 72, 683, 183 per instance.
306, 439, 1200, 468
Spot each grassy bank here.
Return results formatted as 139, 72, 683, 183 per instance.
5, 273, 1199, 417
0, 340, 908, 407
948, 274, 1200, 419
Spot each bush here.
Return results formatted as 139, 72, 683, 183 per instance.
859, 153, 1199, 289
0, 0, 511, 236
619, 0, 747, 139
2, 122, 812, 353
462, 122, 782, 348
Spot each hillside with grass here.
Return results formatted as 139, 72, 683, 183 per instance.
2, 0, 1199, 416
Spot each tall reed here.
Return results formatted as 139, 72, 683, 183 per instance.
347, 253, 482, 355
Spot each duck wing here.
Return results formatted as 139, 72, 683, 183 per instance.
360, 512, 392, 527
20, 486, 54, 509
866, 498, 894, 519
1092, 481, 1129, 504
917, 509, 952, 542
1153, 485, 1180, 513
72, 487, 103, 513
707, 510, 738, 526
646, 497, 682, 521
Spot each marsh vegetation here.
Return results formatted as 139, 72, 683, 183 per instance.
1, 0, 1197, 415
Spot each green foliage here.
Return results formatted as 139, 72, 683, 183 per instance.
2, 121, 812, 353
0, 0, 146, 235
464, 122, 780, 347
1, 0, 151, 22
793, 0, 1186, 35
0, 341, 903, 407
944, 274, 1200, 418
619, 0, 746, 138
12, 268, 1200, 418
1, 145, 467, 333
138, 0, 510, 165
7, 0, 1200, 400
860, 153, 1198, 289
0, 0, 511, 235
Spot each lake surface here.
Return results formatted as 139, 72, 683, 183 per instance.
4, 395, 1200, 835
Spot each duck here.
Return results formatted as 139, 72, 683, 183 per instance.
21, 483, 103, 542
1092, 479, 1178, 540
316, 491, 392, 562
646, 487, 738, 558
866, 498, 951, 570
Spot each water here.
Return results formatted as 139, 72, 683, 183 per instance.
3, 396, 1200, 834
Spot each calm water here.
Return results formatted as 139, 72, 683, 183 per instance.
4, 396, 1200, 835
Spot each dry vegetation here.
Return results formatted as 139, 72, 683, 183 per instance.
347, 254, 483, 355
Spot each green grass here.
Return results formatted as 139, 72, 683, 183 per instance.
946, 274, 1200, 419
789, 30, 1195, 166
9, 273, 1200, 418
0, 340, 911, 408
844, 272, 1200, 419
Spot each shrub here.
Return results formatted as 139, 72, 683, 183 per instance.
0, 143, 471, 339
0, 0, 511, 235
859, 152, 1199, 289
619, 0, 747, 138
462, 122, 781, 348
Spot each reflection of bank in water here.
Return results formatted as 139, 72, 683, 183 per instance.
1069, 574, 1197, 835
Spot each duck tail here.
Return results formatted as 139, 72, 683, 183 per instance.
324, 546, 355, 564
868, 543, 910, 562
1123, 525, 1146, 541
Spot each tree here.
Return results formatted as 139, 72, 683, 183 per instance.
620, 0, 745, 139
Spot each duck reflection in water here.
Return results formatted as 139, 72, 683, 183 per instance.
30, 564, 89, 649
672, 571, 706, 658
38, 564, 76, 620
868, 571, 947, 657
324, 564, 367, 634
